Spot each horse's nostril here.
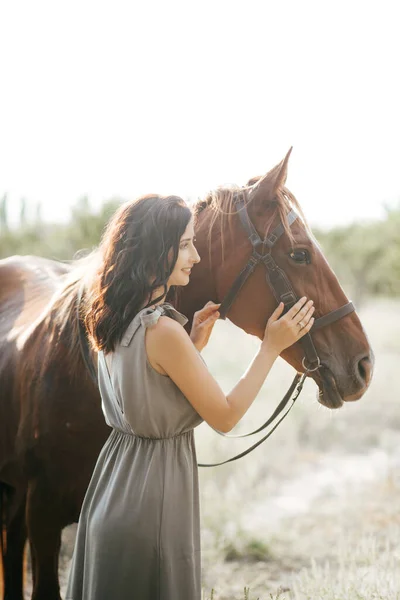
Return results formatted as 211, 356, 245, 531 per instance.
357, 356, 373, 387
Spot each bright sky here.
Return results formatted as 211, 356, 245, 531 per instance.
1, 0, 399, 229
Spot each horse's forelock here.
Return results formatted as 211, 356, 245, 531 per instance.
275, 187, 312, 246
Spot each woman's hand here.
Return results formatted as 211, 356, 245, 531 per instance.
261, 297, 315, 356
190, 301, 221, 352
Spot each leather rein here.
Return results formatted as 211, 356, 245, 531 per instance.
76, 196, 355, 468
197, 196, 354, 467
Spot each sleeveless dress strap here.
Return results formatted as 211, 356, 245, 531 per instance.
121, 303, 188, 347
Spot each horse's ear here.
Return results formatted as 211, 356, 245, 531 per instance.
248, 147, 293, 202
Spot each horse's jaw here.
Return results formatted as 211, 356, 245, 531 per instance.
316, 366, 344, 409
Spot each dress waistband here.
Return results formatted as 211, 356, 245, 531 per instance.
111, 428, 193, 441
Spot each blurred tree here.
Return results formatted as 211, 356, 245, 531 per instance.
0, 194, 9, 231
35, 202, 43, 225
314, 201, 400, 304
20, 198, 27, 227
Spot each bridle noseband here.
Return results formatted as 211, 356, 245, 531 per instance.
197, 195, 355, 467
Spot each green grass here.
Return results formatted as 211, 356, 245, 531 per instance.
202, 585, 289, 599
224, 537, 274, 563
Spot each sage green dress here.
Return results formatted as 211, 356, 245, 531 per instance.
65, 303, 204, 600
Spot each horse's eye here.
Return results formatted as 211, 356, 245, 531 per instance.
289, 249, 310, 264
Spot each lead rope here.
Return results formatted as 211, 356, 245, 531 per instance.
197, 371, 307, 467
211, 371, 301, 439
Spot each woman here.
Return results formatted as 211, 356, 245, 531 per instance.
65, 193, 314, 600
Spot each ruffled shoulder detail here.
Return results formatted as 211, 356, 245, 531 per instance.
157, 303, 189, 327
121, 303, 188, 347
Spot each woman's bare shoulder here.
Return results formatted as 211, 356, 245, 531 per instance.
145, 315, 191, 361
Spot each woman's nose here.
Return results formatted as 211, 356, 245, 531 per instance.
192, 247, 201, 264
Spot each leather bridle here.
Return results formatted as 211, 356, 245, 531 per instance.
218, 195, 354, 370
197, 195, 355, 467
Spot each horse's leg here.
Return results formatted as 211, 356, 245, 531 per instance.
1, 488, 27, 600
26, 480, 62, 600
28, 540, 36, 595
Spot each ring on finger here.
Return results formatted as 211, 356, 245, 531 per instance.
298, 321, 304, 329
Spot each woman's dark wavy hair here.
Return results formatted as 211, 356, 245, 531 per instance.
85, 194, 192, 353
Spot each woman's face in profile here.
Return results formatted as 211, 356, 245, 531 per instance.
168, 219, 201, 287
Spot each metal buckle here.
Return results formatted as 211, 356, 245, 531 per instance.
249, 233, 263, 247
261, 253, 275, 268
281, 292, 296, 305
249, 255, 260, 267
267, 233, 278, 245
302, 356, 321, 373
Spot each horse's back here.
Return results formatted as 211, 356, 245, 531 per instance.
0, 255, 69, 335
0, 255, 69, 486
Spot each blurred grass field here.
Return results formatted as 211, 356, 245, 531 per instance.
198, 297, 400, 599
50, 297, 400, 600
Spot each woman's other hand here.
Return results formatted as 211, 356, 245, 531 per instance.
262, 297, 315, 356
190, 301, 221, 352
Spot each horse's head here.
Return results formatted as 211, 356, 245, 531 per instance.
187, 149, 374, 409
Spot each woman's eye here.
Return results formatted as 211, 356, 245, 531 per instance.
289, 249, 310, 264
180, 238, 196, 251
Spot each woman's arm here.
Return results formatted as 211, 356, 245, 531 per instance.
146, 298, 314, 433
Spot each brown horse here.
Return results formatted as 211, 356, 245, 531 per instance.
0, 151, 373, 599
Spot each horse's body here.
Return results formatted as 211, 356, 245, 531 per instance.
0, 153, 374, 599
0, 256, 110, 599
